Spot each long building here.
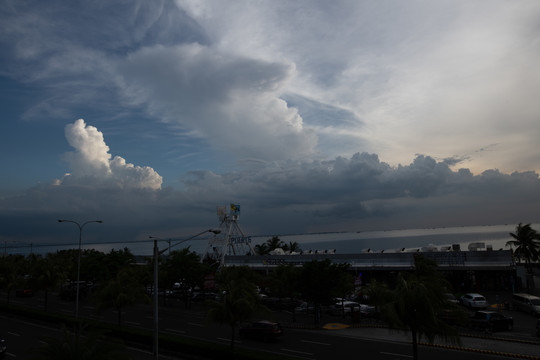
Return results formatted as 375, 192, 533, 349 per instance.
223, 249, 517, 292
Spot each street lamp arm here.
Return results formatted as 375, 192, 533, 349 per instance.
149, 227, 221, 359
58, 219, 103, 229
150, 228, 221, 255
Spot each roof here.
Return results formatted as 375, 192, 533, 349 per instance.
223, 250, 514, 271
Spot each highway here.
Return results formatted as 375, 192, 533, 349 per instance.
1, 291, 539, 359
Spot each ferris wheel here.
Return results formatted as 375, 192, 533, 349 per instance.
203, 204, 255, 266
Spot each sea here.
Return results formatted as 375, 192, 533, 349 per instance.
7, 223, 536, 257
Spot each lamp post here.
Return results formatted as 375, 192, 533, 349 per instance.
149, 228, 221, 360
58, 219, 103, 319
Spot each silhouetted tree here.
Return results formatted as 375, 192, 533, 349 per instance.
282, 241, 302, 253
93, 266, 149, 327
268, 264, 301, 321
507, 223, 540, 292
383, 255, 462, 360
298, 259, 353, 325
206, 266, 267, 352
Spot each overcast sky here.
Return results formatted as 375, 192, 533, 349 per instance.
1, 0, 540, 253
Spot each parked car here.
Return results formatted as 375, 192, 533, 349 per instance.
238, 320, 283, 342
262, 297, 302, 310
295, 302, 315, 314
469, 311, 513, 332
328, 300, 360, 316
191, 291, 217, 302
0, 338, 6, 358
444, 293, 459, 304
536, 319, 540, 337
460, 293, 487, 309
512, 293, 540, 316
328, 301, 376, 317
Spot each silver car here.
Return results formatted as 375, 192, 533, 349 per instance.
460, 293, 487, 309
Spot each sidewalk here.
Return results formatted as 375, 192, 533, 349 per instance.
330, 326, 540, 359
275, 310, 540, 359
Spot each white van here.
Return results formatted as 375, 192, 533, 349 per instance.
512, 293, 540, 316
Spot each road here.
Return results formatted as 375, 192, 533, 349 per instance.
0, 312, 524, 360
1, 291, 539, 359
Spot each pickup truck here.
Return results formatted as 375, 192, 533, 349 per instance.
469, 310, 513, 332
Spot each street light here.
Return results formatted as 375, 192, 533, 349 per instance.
58, 219, 103, 319
149, 228, 221, 359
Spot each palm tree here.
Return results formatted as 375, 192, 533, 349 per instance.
507, 223, 540, 292
206, 266, 266, 352
93, 267, 149, 327
29, 253, 65, 311
268, 264, 301, 322
507, 223, 540, 265
266, 236, 285, 251
254, 243, 270, 255
0, 255, 26, 303
364, 279, 392, 315
255, 236, 287, 255
161, 248, 208, 308
282, 241, 302, 253
298, 259, 353, 325
383, 255, 462, 360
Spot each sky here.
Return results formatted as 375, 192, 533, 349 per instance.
1, 0, 540, 254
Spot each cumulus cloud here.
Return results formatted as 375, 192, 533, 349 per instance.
60, 119, 162, 190
180, 153, 540, 232
2, 146, 540, 248
176, 0, 540, 174
116, 43, 318, 161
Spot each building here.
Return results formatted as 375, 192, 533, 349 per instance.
223, 249, 516, 292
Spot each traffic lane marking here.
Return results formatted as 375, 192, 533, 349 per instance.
281, 348, 314, 356
380, 351, 413, 358
301, 339, 331, 346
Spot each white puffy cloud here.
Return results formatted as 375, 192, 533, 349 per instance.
60, 119, 162, 190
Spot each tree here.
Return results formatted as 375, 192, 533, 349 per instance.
282, 241, 302, 253
161, 247, 209, 308
254, 243, 269, 256
93, 266, 149, 327
383, 255, 462, 360
507, 223, 540, 264
255, 236, 288, 255
298, 259, 353, 325
0, 255, 26, 303
268, 265, 301, 321
507, 223, 540, 292
266, 236, 284, 251
29, 253, 65, 311
206, 266, 266, 353
363, 279, 392, 315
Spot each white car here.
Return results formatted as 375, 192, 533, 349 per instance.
460, 293, 487, 309
295, 302, 315, 313
329, 301, 376, 316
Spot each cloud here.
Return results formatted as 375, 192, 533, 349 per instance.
2, 1, 540, 252
60, 119, 162, 190
2, 144, 539, 248
116, 43, 318, 161
176, 0, 540, 174
180, 153, 540, 232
